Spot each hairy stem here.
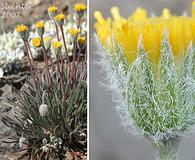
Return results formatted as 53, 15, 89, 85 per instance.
60, 26, 70, 71
23, 40, 36, 85
154, 138, 181, 160
71, 39, 77, 81
55, 22, 60, 41
56, 53, 66, 107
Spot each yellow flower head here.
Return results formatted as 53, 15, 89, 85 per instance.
36, 21, 44, 28
32, 37, 41, 48
94, 3, 195, 65
192, 1, 195, 17
43, 36, 52, 49
48, 5, 58, 13
94, 11, 111, 44
78, 36, 86, 49
78, 36, 86, 45
68, 28, 79, 37
16, 24, 28, 33
74, 3, 87, 12
161, 8, 171, 19
54, 13, 65, 21
52, 41, 62, 49
43, 36, 52, 42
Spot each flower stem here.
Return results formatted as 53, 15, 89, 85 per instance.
60, 26, 70, 71
71, 39, 77, 81
56, 53, 66, 107
55, 22, 60, 41
154, 138, 181, 160
77, 48, 81, 64
26, 41, 35, 70
42, 46, 54, 90
23, 40, 36, 85
77, 14, 81, 29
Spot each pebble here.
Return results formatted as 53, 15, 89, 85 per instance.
0, 106, 12, 113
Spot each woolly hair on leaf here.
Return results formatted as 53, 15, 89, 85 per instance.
94, 2, 195, 160
94, 34, 139, 135
95, 31, 195, 160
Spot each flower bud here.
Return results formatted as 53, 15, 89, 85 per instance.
39, 103, 48, 117
48, 5, 58, 19
41, 146, 49, 153
36, 21, 45, 36
74, 3, 87, 15
77, 36, 86, 50
15, 24, 29, 40
19, 136, 26, 148
68, 28, 79, 40
32, 37, 41, 48
43, 36, 52, 50
54, 13, 65, 26
52, 41, 62, 54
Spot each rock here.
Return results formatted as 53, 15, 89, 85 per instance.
0, 80, 5, 88
26, 0, 41, 7
0, 85, 12, 102
0, 106, 12, 113
7, 95, 16, 102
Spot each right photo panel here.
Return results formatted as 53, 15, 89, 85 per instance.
89, 0, 195, 160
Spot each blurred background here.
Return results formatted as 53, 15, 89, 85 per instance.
0, 0, 84, 33
89, 0, 195, 160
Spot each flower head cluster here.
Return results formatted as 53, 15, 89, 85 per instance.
32, 37, 41, 48
68, 28, 79, 38
94, 6, 195, 65
48, 5, 58, 18
16, 24, 29, 40
52, 41, 62, 48
48, 5, 58, 13
36, 21, 45, 36
54, 13, 65, 26
74, 3, 87, 13
78, 36, 86, 45
94, 1, 195, 148
16, 24, 28, 33
52, 41, 62, 53
36, 21, 44, 28
78, 36, 86, 49
43, 36, 52, 49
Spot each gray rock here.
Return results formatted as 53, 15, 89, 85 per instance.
0, 106, 12, 113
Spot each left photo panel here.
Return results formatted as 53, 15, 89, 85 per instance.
0, 0, 87, 159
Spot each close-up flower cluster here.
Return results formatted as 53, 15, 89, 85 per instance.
94, 1, 195, 160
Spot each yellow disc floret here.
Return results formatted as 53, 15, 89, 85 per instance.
94, 3, 195, 65
54, 13, 65, 21
48, 5, 58, 13
52, 41, 62, 49
74, 3, 87, 12
36, 21, 44, 28
161, 8, 171, 19
43, 36, 52, 42
68, 28, 79, 37
78, 36, 86, 45
32, 37, 41, 47
16, 24, 28, 33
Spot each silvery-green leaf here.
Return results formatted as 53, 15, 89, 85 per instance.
0, 67, 4, 78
